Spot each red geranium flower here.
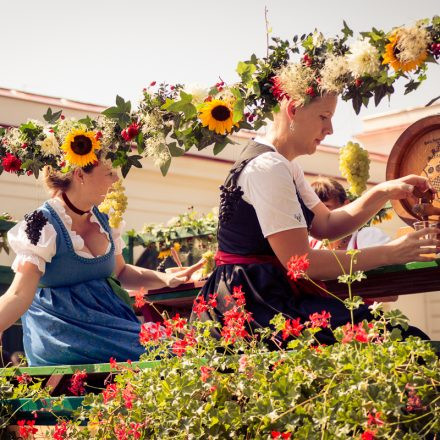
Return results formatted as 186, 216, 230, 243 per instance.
17, 420, 37, 439
68, 370, 87, 396
282, 318, 304, 340
2, 153, 22, 173
287, 254, 310, 281
361, 430, 376, 440
16, 373, 32, 384
53, 420, 68, 440
309, 310, 331, 328
193, 295, 209, 317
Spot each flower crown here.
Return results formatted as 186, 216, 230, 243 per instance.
1, 17, 439, 178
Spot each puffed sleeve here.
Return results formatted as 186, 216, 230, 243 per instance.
111, 220, 126, 256
7, 210, 57, 274
239, 152, 309, 237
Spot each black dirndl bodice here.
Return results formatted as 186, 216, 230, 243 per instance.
190, 141, 428, 344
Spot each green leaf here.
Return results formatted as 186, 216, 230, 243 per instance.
78, 116, 94, 129
43, 108, 63, 124
213, 140, 228, 155
341, 20, 353, 38
233, 99, 245, 124
168, 142, 185, 157
160, 157, 172, 176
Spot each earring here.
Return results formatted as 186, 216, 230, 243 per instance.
289, 121, 295, 132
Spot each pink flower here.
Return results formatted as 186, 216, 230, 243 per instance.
238, 355, 248, 373
200, 366, 214, 382
134, 287, 146, 308
68, 370, 87, 396
309, 310, 331, 328
287, 254, 310, 281
282, 318, 304, 340
367, 411, 384, 426
122, 384, 136, 409
2, 153, 22, 173
102, 383, 118, 404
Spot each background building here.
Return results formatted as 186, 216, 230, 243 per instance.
1, 87, 440, 337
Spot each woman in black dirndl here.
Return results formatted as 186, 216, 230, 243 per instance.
192, 94, 433, 343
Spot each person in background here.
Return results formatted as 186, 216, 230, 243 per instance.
310, 176, 396, 303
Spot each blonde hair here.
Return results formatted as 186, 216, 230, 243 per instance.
42, 166, 73, 194
42, 161, 98, 195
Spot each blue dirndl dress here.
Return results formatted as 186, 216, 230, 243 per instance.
18, 202, 145, 366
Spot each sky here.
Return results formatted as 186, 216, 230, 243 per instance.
1, 0, 439, 147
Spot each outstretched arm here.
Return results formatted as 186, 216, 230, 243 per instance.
114, 254, 205, 290
268, 225, 439, 280
0, 263, 41, 332
310, 175, 433, 240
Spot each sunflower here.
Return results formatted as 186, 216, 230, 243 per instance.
382, 34, 427, 72
199, 99, 236, 135
61, 128, 101, 167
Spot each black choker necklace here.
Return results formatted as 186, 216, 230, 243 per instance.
61, 192, 89, 216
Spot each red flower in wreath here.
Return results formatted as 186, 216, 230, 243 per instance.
2, 153, 22, 173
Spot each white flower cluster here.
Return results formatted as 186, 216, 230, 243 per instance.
2, 128, 23, 153
394, 24, 431, 64
320, 54, 350, 94
346, 38, 381, 78
276, 64, 316, 106
183, 83, 208, 105
37, 130, 60, 157
96, 115, 117, 151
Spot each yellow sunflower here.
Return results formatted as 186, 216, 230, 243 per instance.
382, 34, 427, 72
199, 99, 237, 135
61, 128, 101, 167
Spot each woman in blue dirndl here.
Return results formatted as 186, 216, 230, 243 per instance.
1, 159, 201, 366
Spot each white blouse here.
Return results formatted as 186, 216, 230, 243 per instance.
7, 198, 125, 274
237, 137, 321, 238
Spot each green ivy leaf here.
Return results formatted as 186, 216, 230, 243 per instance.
233, 99, 245, 124
78, 116, 94, 129
168, 142, 185, 157
102, 95, 132, 128
341, 20, 354, 38
160, 157, 172, 176
43, 108, 63, 124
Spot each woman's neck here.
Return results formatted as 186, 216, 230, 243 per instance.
264, 126, 298, 161
58, 190, 93, 218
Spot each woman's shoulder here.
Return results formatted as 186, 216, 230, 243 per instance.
243, 150, 292, 176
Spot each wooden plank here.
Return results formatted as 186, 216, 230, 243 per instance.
2, 359, 161, 377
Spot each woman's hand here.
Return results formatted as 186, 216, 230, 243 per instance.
384, 227, 440, 264
377, 175, 435, 201
165, 259, 206, 288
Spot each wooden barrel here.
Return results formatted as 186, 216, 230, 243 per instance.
386, 114, 440, 226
